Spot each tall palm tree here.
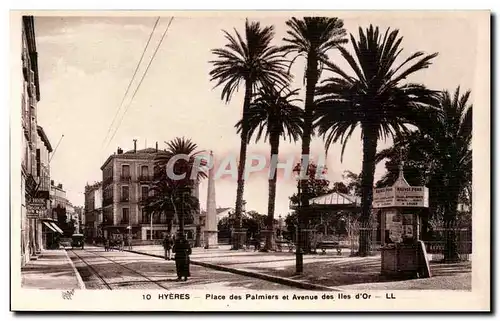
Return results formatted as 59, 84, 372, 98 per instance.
282, 17, 347, 257
236, 85, 304, 251
145, 137, 207, 236
209, 20, 289, 249
315, 25, 439, 256
376, 87, 472, 261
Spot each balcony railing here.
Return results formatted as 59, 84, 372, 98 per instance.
138, 175, 152, 182
120, 175, 131, 182
120, 197, 130, 203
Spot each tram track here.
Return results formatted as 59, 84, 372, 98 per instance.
68, 248, 171, 290
68, 249, 112, 290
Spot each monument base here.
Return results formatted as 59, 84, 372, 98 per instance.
203, 230, 219, 249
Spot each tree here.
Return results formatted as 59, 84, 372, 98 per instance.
315, 25, 439, 256
209, 20, 289, 249
289, 162, 330, 206
144, 137, 206, 237
376, 87, 472, 261
236, 85, 303, 251
282, 17, 347, 263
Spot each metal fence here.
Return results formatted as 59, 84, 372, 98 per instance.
424, 222, 472, 262
348, 219, 380, 255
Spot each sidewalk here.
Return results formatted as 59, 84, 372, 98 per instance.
21, 249, 85, 290
129, 244, 471, 291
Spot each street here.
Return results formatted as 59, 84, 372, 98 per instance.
67, 246, 296, 290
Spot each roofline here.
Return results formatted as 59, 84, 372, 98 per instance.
100, 155, 114, 170
100, 151, 165, 170
37, 126, 53, 152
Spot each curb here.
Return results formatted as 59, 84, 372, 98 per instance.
64, 249, 86, 290
126, 249, 339, 292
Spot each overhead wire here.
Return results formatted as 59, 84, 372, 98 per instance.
104, 17, 175, 151
100, 16, 161, 151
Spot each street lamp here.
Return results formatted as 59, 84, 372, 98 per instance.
293, 166, 304, 274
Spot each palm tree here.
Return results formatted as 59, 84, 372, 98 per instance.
144, 137, 207, 237
236, 85, 304, 251
314, 25, 439, 256
376, 87, 472, 261
209, 20, 289, 249
282, 17, 347, 257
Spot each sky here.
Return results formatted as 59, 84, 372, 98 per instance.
33, 12, 479, 216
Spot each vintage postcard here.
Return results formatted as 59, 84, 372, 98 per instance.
10, 10, 490, 312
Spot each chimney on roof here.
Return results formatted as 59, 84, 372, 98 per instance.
133, 139, 137, 153
58, 183, 63, 189
155, 142, 158, 152
51, 180, 54, 186
117, 147, 123, 154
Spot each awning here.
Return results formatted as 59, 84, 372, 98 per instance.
43, 221, 56, 232
50, 222, 64, 234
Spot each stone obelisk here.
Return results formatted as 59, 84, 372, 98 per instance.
204, 151, 218, 249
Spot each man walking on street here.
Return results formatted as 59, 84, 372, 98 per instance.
127, 234, 133, 251
173, 233, 192, 281
162, 233, 173, 260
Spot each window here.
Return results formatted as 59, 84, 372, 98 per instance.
141, 186, 149, 200
141, 208, 149, 224
141, 165, 148, 178
121, 164, 130, 178
122, 208, 129, 224
121, 186, 129, 201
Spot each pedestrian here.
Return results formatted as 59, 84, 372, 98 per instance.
163, 234, 173, 260
105, 238, 110, 252
173, 233, 192, 281
120, 235, 125, 251
128, 234, 133, 250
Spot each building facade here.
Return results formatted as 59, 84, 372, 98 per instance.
100, 144, 200, 242
84, 182, 103, 240
20, 16, 55, 265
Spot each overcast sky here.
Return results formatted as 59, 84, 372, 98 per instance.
33, 12, 479, 216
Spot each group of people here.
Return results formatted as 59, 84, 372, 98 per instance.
162, 233, 192, 282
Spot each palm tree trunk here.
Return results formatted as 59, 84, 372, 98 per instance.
233, 82, 253, 249
263, 134, 280, 251
358, 125, 378, 257
298, 54, 319, 255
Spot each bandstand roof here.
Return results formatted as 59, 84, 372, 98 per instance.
289, 192, 361, 211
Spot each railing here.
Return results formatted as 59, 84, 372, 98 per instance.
120, 197, 130, 203
138, 175, 151, 182
120, 175, 131, 182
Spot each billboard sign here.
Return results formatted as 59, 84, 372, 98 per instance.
373, 186, 429, 208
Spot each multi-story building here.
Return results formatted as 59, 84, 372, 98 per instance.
100, 142, 200, 242
36, 126, 61, 249
84, 181, 103, 240
21, 16, 55, 265
50, 181, 68, 216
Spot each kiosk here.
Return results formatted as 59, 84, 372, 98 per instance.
373, 162, 431, 278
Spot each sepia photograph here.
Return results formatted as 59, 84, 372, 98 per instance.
10, 10, 490, 312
